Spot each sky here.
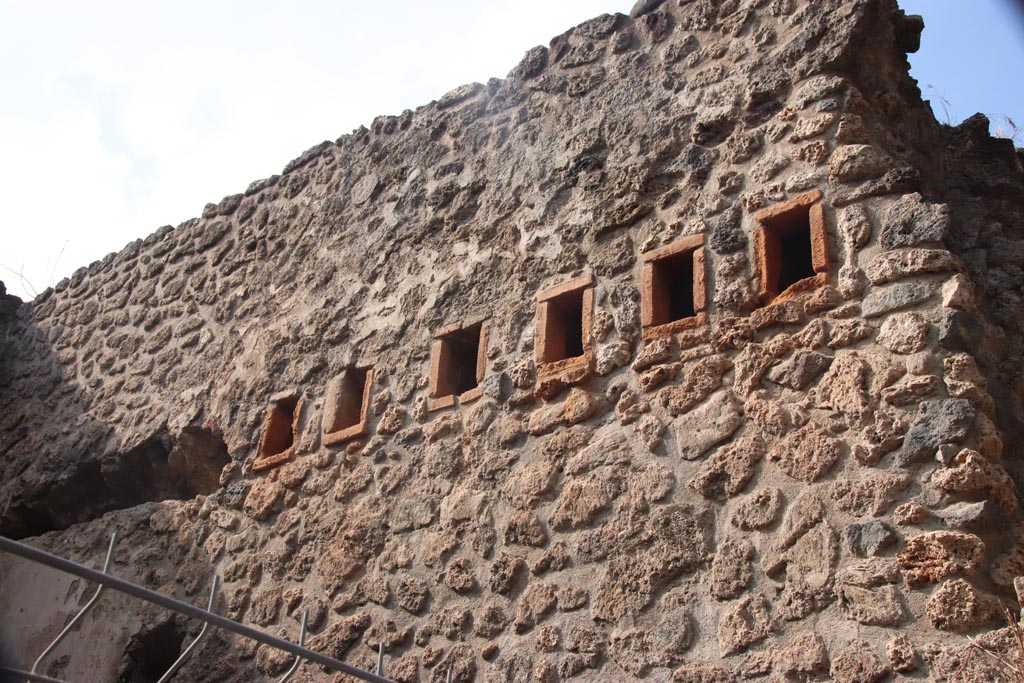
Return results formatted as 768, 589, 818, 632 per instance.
901, 0, 1024, 135
0, 0, 1022, 301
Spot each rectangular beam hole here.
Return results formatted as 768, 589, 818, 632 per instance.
776, 219, 816, 293
540, 289, 585, 363
650, 252, 696, 326
259, 395, 298, 459
325, 367, 369, 434
434, 325, 482, 399
755, 191, 827, 301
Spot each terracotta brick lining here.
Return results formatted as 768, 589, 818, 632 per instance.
253, 391, 303, 472
536, 273, 595, 382
322, 366, 373, 446
641, 234, 708, 341
753, 189, 830, 305
428, 320, 489, 412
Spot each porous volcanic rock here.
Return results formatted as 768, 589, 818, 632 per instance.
2, 1, 1024, 681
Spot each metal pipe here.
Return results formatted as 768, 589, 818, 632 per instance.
376, 641, 384, 676
0, 536, 397, 683
31, 533, 118, 675
278, 610, 308, 683
156, 575, 220, 683
0, 666, 66, 683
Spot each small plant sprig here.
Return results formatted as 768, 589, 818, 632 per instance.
926, 83, 954, 125
955, 606, 1024, 683
925, 84, 1022, 147
989, 114, 1023, 147
0, 262, 38, 300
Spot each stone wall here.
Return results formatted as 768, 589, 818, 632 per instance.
2, 0, 1024, 681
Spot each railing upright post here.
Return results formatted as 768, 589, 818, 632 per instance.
155, 574, 220, 683
278, 609, 309, 683
30, 532, 118, 676
0, 535, 398, 683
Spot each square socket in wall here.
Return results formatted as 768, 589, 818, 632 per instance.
754, 189, 830, 304
536, 273, 595, 382
641, 233, 708, 340
429, 321, 488, 411
322, 366, 373, 446
253, 391, 303, 472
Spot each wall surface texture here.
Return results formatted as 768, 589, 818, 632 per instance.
2, 0, 1024, 681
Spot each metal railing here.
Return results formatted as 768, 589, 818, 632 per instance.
0, 533, 413, 683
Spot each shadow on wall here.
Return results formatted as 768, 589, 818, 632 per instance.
0, 286, 231, 539
117, 619, 187, 683
0, 505, 232, 682
0, 641, 14, 683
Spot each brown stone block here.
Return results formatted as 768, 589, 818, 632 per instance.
693, 247, 707, 312
752, 188, 822, 223
897, 531, 985, 587
771, 273, 828, 305
459, 385, 484, 405
639, 233, 704, 264
427, 394, 456, 412
753, 226, 780, 299
536, 272, 595, 302
536, 353, 593, 382
475, 323, 489, 386
809, 202, 829, 273
641, 313, 708, 342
